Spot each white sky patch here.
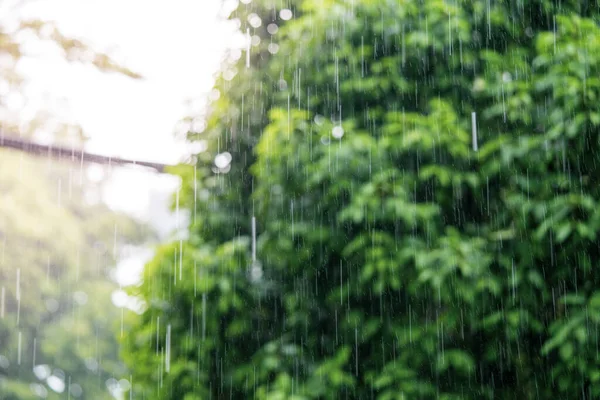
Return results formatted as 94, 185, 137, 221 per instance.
9, 0, 237, 220
16, 0, 236, 164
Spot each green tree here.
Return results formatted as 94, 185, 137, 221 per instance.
125, 0, 600, 398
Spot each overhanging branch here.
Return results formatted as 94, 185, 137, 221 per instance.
0, 133, 172, 173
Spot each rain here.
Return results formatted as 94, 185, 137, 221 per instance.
1, 0, 600, 399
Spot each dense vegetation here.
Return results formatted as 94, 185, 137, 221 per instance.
124, 0, 600, 398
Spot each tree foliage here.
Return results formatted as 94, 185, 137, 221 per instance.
125, 0, 600, 398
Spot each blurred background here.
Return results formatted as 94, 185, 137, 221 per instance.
0, 0, 237, 398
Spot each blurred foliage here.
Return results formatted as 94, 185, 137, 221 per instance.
0, 1, 148, 399
0, 151, 149, 400
125, 0, 600, 399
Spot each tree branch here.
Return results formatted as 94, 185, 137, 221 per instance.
0, 133, 172, 173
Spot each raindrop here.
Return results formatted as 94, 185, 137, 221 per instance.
47, 375, 65, 393
33, 364, 51, 380
473, 77, 485, 92
511, 259, 517, 302
69, 383, 83, 398
84, 358, 98, 372
279, 8, 293, 20
268, 43, 279, 54
320, 136, 331, 145
17, 331, 21, 365
106, 378, 119, 393
486, 0, 491, 37
278, 78, 288, 91
119, 378, 131, 391
251, 216, 257, 262
202, 293, 206, 341
247, 13, 262, 28
525, 26, 534, 37
250, 260, 263, 282
361, 36, 365, 76
198, 188, 210, 200
214, 152, 232, 169
332, 125, 344, 139
501, 80, 506, 122
16, 268, 20, 301
165, 324, 171, 373
240, 0, 251, 3
189, 140, 207, 155
251, 35, 261, 46
502, 71, 512, 83
339, 261, 343, 305
194, 262, 197, 296
1, 286, 4, 318
246, 28, 251, 68
314, 115, 325, 126
267, 23, 278, 35
471, 111, 478, 151
553, 16, 557, 53
156, 316, 160, 354
354, 326, 359, 375
179, 239, 183, 280
111, 290, 128, 308
0, 355, 9, 369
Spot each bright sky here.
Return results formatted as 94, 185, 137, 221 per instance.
13, 0, 239, 219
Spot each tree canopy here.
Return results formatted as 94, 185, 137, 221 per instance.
124, 0, 600, 399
